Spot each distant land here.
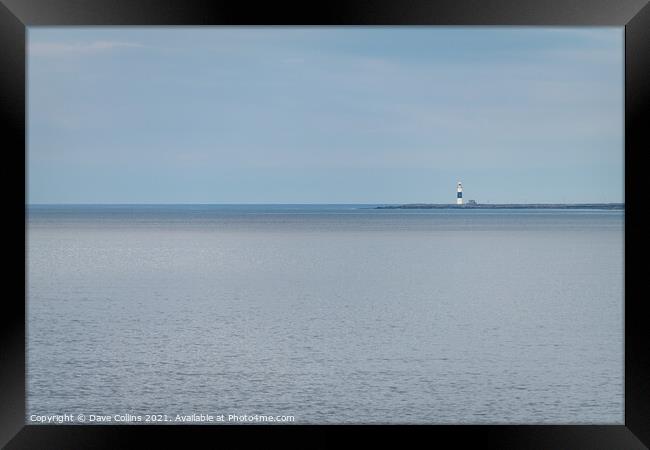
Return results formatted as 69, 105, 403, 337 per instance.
376, 203, 624, 210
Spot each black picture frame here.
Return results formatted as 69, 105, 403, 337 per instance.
2, 0, 648, 447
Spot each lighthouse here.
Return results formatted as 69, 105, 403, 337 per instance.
457, 182, 463, 205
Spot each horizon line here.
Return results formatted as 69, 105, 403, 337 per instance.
26, 201, 626, 206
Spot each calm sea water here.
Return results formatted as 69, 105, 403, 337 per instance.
26, 205, 624, 424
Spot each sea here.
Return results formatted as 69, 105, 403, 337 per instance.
26, 205, 624, 424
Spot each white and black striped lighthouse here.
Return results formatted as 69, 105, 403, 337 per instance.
456, 182, 463, 205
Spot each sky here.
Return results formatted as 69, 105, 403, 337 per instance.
28, 27, 624, 204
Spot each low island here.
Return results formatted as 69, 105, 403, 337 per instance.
375, 203, 624, 210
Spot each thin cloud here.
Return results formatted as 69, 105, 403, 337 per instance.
29, 40, 145, 57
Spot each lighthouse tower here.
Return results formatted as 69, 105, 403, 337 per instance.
457, 182, 463, 205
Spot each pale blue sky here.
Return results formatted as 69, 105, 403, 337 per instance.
28, 27, 624, 204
